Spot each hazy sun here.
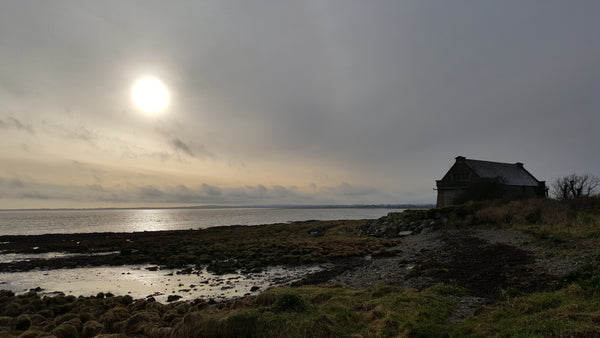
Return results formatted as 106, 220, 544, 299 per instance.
131, 77, 169, 113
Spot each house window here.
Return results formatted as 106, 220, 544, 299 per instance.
454, 173, 469, 182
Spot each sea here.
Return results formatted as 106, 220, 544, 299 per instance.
0, 207, 404, 300
0, 207, 403, 236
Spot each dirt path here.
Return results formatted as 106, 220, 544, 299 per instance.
327, 229, 580, 293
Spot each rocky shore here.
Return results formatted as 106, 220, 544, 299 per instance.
1, 199, 599, 336
0, 211, 583, 306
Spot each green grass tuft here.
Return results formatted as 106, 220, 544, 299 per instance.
272, 293, 307, 313
560, 264, 600, 292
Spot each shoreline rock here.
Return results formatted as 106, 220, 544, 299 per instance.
360, 211, 440, 238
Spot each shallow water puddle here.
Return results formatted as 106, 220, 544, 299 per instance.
0, 265, 321, 303
0, 251, 120, 263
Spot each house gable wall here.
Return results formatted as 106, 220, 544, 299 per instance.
436, 158, 478, 207
436, 188, 464, 208
437, 160, 478, 187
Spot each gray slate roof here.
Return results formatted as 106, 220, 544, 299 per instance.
464, 159, 541, 186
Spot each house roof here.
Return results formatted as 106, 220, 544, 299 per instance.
462, 158, 541, 186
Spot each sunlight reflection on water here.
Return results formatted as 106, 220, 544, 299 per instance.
0, 208, 404, 235
0, 265, 323, 303
0, 251, 119, 263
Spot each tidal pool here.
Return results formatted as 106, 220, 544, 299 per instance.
0, 264, 322, 303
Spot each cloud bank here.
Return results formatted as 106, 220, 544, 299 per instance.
0, 175, 397, 209
1, 1, 599, 208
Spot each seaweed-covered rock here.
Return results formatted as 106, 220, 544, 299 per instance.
82, 320, 103, 338
145, 326, 172, 337
37, 309, 54, 318
119, 295, 133, 306
123, 311, 162, 335
0, 290, 14, 298
18, 329, 46, 338
167, 295, 182, 302
0, 317, 11, 327
13, 314, 31, 330
99, 306, 129, 331
1, 303, 24, 317
51, 322, 78, 338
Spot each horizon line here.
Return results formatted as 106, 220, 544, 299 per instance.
0, 203, 434, 212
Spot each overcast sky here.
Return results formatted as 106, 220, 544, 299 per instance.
1, 1, 599, 208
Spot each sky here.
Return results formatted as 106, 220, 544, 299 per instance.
1, 1, 599, 209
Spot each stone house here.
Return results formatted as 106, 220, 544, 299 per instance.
435, 156, 546, 207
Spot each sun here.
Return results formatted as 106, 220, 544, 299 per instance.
131, 77, 169, 113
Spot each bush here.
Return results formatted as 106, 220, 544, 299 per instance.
551, 174, 600, 200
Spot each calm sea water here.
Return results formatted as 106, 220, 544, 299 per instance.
0, 208, 402, 236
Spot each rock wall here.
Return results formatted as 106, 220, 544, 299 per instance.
361, 203, 486, 238
360, 211, 439, 238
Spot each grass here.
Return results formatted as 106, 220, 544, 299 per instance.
430, 197, 600, 261
169, 284, 461, 337
1, 279, 599, 337
0, 284, 461, 337
472, 197, 600, 231
454, 285, 600, 337
5, 280, 599, 337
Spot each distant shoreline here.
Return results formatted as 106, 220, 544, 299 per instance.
0, 204, 433, 212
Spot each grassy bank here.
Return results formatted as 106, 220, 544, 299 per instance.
3, 280, 600, 337
455, 284, 600, 336
469, 197, 600, 261
0, 284, 459, 337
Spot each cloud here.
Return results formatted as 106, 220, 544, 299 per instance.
0, 178, 397, 207
169, 137, 214, 160
200, 183, 222, 197
54, 122, 96, 143
322, 183, 380, 197
171, 138, 194, 157
0, 177, 24, 189
0, 116, 34, 133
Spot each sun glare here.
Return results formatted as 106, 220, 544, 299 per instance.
131, 77, 169, 113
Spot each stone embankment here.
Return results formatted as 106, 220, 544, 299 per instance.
360, 211, 440, 238
360, 203, 489, 238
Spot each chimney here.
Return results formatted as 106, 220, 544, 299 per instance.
515, 162, 523, 167
455, 156, 466, 162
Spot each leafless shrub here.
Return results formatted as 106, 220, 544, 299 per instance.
551, 174, 600, 200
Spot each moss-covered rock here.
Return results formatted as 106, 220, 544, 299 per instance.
51, 322, 78, 338
82, 320, 103, 338
17, 329, 45, 338
13, 314, 31, 330
122, 311, 161, 335
98, 306, 129, 331
0, 317, 11, 328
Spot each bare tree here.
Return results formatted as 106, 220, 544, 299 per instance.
551, 174, 600, 200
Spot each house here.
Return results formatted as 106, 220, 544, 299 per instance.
435, 156, 546, 207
